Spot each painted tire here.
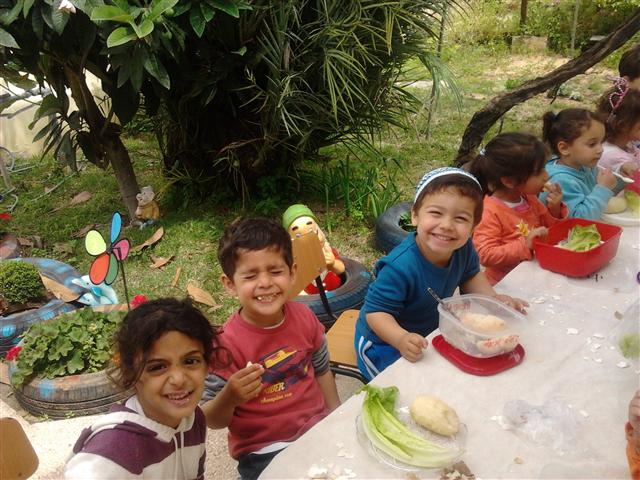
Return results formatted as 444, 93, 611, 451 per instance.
0, 233, 20, 259
374, 201, 412, 254
8, 361, 129, 419
1, 258, 83, 355
293, 257, 371, 330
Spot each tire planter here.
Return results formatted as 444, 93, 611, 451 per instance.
0, 233, 20, 259
1, 258, 83, 356
374, 201, 412, 254
8, 361, 130, 419
293, 257, 371, 330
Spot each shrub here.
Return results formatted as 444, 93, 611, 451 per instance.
0, 262, 44, 305
10, 308, 125, 388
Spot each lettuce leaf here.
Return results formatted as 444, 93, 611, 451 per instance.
625, 191, 640, 215
557, 224, 601, 252
359, 385, 463, 468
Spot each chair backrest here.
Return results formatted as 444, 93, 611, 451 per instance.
0, 417, 38, 480
289, 232, 326, 299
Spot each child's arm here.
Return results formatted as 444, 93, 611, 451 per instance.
556, 171, 614, 219
460, 271, 528, 314
473, 213, 535, 269
201, 364, 264, 429
541, 183, 567, 219
366, 312, 428, 362
316, 369, 341, 411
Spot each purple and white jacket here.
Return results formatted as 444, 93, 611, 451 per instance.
64, 396, 206, 479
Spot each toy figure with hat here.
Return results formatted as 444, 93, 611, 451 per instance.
282, 204, 345, 294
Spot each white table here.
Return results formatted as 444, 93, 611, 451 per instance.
261, 226, 640, 480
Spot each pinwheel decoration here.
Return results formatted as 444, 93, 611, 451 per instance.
85, 212, 131, 307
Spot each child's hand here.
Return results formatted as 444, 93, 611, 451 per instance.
525, 226, 548, 249
543, 182, 563, 217
630, 390, 640, 432
494, 293, 528, 314
397, 332, 428, 362
225, 363, 264, 405
597, 167, 617, 190
621, 162, 639, 178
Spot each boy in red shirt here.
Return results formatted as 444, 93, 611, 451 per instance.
202, 218, 340, 480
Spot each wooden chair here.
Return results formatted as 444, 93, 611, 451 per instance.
290, 233, 367, 383
0, 417, 38, 480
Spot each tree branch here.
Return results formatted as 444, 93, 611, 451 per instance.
455, 9, 640, 165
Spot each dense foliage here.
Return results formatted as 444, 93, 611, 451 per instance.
10, 308, 124, 387
0, 261, 44, 305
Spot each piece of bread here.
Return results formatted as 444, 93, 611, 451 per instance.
410, 395, 459, 436
460, 312, 505, 332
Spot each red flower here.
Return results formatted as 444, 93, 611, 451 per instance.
0, 213, 10, 221
5, 345, 22, 361
131, 295, 148, 308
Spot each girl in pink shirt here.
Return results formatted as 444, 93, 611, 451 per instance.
596, 83, 640, 177
469, 133, 568, 285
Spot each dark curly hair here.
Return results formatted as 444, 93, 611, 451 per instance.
217, 217, 293, 278
619, 42, 640, 81
109, 298, 227, 390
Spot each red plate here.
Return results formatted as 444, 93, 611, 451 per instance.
432, 335, 525, 376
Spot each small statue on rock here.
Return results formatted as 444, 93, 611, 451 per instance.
134, 185, 160, 228
282, 204, 345, 294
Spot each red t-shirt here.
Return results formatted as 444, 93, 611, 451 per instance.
213, 301, 329, 458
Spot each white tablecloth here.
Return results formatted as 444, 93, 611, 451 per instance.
261, 227, 640, 480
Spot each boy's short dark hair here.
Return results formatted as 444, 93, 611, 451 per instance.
619, 43, 640, 81
218, 217, 293, 278
413, 175, 484, 226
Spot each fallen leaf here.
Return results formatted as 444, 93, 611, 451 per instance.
131, 227, 164, 252
207, 305, 223, 313
69, 191, 92, 206
71, 224, 97, 239
171, 267, 182, 287
92, 304, 130, 313
53, 243, 74, 255
40, 274, 81, 302
17, 237, 33, 247
150, 255, 174, 269
44, 185, 56, 194
31, 236, 44, 249
187, 283, 218, 307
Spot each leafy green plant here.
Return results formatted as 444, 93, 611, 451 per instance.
0, 262, 44, 305
10, 308, 125, 388
399, 211, 417, 233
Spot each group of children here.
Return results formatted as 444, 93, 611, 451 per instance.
62, 44, 640, 479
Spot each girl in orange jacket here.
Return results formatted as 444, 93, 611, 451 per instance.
469, 133, 568, 285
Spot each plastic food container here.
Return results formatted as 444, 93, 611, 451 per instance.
532, 218, 622, 277
437, 294, 526, 358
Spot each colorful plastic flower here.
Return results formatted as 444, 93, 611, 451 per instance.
85, 212, 130, 285
131, 294, 148, 308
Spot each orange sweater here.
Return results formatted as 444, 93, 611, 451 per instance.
473, 194, 567, 285
628, 422, 640, 480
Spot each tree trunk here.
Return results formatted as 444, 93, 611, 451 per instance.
455, 9, 640, 166
64, 66, 140, 219
105, 135, 140, 220
520, 0, 528, 28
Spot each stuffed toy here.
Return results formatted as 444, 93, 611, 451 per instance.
135, 186, 160, 227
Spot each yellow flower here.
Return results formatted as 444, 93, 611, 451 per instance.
516, 220, 529, 237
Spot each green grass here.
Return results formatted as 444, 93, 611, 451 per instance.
2, 43, 618, 324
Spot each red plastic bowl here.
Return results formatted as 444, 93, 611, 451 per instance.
533, 218, 622, 277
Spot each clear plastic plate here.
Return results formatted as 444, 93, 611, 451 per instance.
355, 406, 466, 472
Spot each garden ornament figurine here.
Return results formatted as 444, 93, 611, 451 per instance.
282, 204, 345, 294
134, 185, 160, 228
71, 275, 119, 306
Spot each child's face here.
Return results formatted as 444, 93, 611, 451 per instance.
288, 215, 318, 237
411, 188, 475, 267
222, 247, 295, 327
627, 76, 640, 91
135, 331, 207, 429
519, 168, 549, 196
558, 121, 605, 168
